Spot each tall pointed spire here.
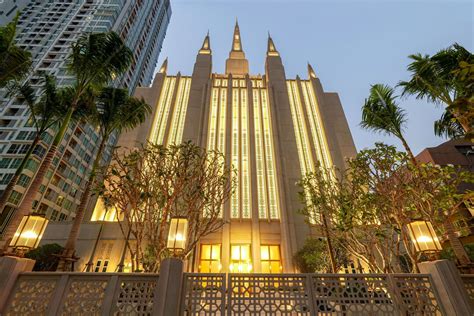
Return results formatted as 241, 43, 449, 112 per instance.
232, 20, 243, 52
267, 33, 279, 57
307, 62, 317, 79
199, 31, 211, 55
226, 20, 249, 75
158, 57, 168, 73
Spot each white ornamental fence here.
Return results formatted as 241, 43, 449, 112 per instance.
2, 267, 474, 315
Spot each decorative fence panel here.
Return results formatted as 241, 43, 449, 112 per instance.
183, 273, 445, 316
3, 271, 446, 315
461, 274, 474, 305
2, 272, 159, 316
181, 273, 226, 315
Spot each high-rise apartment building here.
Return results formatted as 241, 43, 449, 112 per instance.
43, 22, 356, 273
0, 0, 30, 25
0, 1, 171, 233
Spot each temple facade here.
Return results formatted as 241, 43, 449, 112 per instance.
43, 22, 356, 273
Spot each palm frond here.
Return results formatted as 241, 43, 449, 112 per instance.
361, 84, 406, 140
94, 87, 151, 139
68, 32, 133, 89
434, 110, 465, 139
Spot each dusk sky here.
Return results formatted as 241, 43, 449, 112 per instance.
157, 0, 473, 155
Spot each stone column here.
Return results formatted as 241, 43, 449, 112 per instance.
0, 256, 35, 312
152, 258, 184, 316
418, 259, 473, 315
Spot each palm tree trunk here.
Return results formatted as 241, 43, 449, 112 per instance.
0, 108, 73, 252
57, 135, 107, 271
444, 218, 470, 265
0, 134, 40, 215
84, 221, 105, 272
399, 135, 418, 165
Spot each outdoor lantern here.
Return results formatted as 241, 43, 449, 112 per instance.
167, 217, 188, 251
10, 214, 49, 250
407, 220, 442, 253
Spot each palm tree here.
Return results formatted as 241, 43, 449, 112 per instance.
399, 44, 473, 135
58, 87, 151, 271
0, 12, 31, 87
361, 84, 417, 164
0, 74, 64, 217
0, 32, 132, 252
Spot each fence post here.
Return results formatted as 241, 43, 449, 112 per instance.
152, 258, 184, 316
0, 256, 35, 313
418, 259, 473, 315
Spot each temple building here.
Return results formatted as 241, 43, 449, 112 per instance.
42, 22, 356, 273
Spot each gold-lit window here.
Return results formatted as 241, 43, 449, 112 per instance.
260, 245, 282, 273
199, 244, 222, 273
230, 244, 252, 273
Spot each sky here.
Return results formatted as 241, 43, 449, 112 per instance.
157, 0, 473, 155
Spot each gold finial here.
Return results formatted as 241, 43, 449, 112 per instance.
267, 33, 279, 57
308, 62, 317, 78
159, 57, 168, 73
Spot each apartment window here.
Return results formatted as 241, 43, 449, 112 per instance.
10, 159, 22, 169
230, 244, 252, 273
0, 158, 11, 168
0, 174, 13, 185
8, 191, 23, 205
199, 244, 221, 273
260, 245, 282, 274
17, 174, 31, 187
25, 159, 39, 172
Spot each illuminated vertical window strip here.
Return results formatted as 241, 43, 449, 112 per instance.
305, 82, 333, 169
286, 81, 314, 175
149, 77, 171, 144
301, 83, 325, 167
241, 89, 251, 218
217, 88, 227, 156
231, 87, 240, 218
253, 89, 268, 219
260, 89, 280, 219
174, 78, 192, 144
207, 88, 219, 151
168, 77, 192, 145
157, 77, 177, 144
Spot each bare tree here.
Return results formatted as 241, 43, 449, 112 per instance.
96, 141, 234, 272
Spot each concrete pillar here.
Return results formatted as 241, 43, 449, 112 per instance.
152, 258, 184, 316
0, 256, 35, 312
418, 259, 473, 315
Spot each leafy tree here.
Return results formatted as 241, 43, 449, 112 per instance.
300, 143, 473, 273
96, 142, 234, 272
25, 243, 64, 271
58, 88, 151, 271
0, 32, 133, 253
0, 74, 64, 218
0, 12, 31, 87
361, 84, 416, 163
294, 237, 349, 273
399, 43, 473, 138
405, 162, 474, 265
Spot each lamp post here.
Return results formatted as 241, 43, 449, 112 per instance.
167, 217, 188, 256
407, 220, 442, 257
9, 213, 48, 256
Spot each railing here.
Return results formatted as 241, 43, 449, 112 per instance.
181, 273, 445, 316
2, 272, 159, 315
2, 272, 446, 315
461, 274, 474, 305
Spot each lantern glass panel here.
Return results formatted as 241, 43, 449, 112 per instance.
10, 215, 48, 249
167, 218, 188, 250
407, 220, 442, 252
